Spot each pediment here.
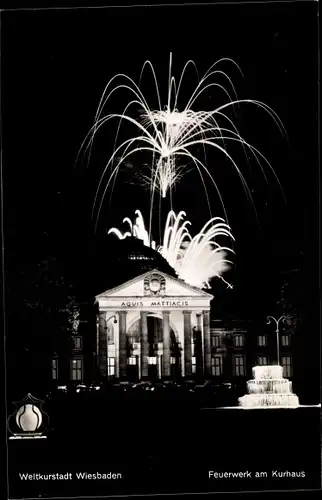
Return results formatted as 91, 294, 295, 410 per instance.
96, 269, 213, 301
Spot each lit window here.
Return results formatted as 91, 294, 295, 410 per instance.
234, 335, 244, 348
211, 356, 222, 376
108, 357, 115, 376
71, 358, 83, 381
257, 335, 267, 347
257, 356, 268, 366
281, 356, 292, 377
234, 355, 245, 376
170, 357, 176, 365
192, 356, 196, 374
148, 357, 157, 365
281, 334, 290, 347
191, 342, 195, 356
128, 356, 137, 365
211, 335, 221, 347
73, 336, 82, 350
52, 358, 58, 380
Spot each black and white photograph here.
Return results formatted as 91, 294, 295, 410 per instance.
2, 1, 320, 498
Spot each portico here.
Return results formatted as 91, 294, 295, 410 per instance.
95, 269, 213, 381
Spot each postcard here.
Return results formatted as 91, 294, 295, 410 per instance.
2, 1, 320, 498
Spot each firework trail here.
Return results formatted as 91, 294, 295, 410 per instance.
77, 53, 286, 232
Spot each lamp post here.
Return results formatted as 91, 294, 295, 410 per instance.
100, 314, 118, 378
266, 315, 286, 366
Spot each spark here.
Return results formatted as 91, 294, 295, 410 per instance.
78, 53, 286, 231
108, 209, 234, 290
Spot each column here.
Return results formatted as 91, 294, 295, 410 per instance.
162, 311, 171, 379
140, 312, 149, 380
183, 310, 192, 379
196, 313, 203, 379
203, 310, 211, 379
118, 311, 127, 381
98, 313, 107, 377
96, 317, 100, 359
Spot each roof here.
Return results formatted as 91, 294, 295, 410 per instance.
95, 268, 214, 300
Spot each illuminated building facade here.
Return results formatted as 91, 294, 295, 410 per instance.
53, 273, 294, 386
49, 240, 295, 387
51, 313, 294, 388
95, 269, 213, 381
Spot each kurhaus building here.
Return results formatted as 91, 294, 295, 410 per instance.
55, 277, 295, 387
95, 269, 213, 381
50, 241, 296, 389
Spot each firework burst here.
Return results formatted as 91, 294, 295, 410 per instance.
78, 53, 286, 231
107, 209, 156, 250
108, 210, 234, 290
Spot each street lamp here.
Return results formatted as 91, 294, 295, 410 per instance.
266, 315, 286, 366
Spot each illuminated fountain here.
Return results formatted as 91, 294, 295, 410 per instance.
238, 365, 300, 409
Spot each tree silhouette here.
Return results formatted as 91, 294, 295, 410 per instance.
276, 270, 304, 335
6, 253, 79, 396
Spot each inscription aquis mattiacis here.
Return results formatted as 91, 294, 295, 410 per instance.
120, 300, 189, 307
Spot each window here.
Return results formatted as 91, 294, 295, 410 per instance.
52, 358, 58, 380
234, 334, 244, 348
191, 342, 195, 357
257, 356, 268, 366
148, 357, 157, 365
73, 336, 82, 350
170, 357, 176, 365
128, 356, 137, 365
281, 334, 290, 347
234, 355, 245, 376
71, 358, 83, 381
192, 357, 196, 374
211, 335, 221, 347
257, 335, 267, 347
281, 356, 292, 378
108, 357, 115, 376
211, 356, 222, 376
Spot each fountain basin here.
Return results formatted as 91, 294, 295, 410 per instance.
239, 393, 299, 408
252, 365, 283, 379
239, 365, 300, 409
247, 378, 292, 394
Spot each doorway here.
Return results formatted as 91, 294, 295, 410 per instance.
127, 314, 181, 380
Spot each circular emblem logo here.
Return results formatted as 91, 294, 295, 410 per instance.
149, 278, 161, 292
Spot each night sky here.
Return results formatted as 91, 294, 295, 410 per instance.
2, 2, 319, 321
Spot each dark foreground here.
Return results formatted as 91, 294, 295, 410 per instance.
8, 392, 321, 498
